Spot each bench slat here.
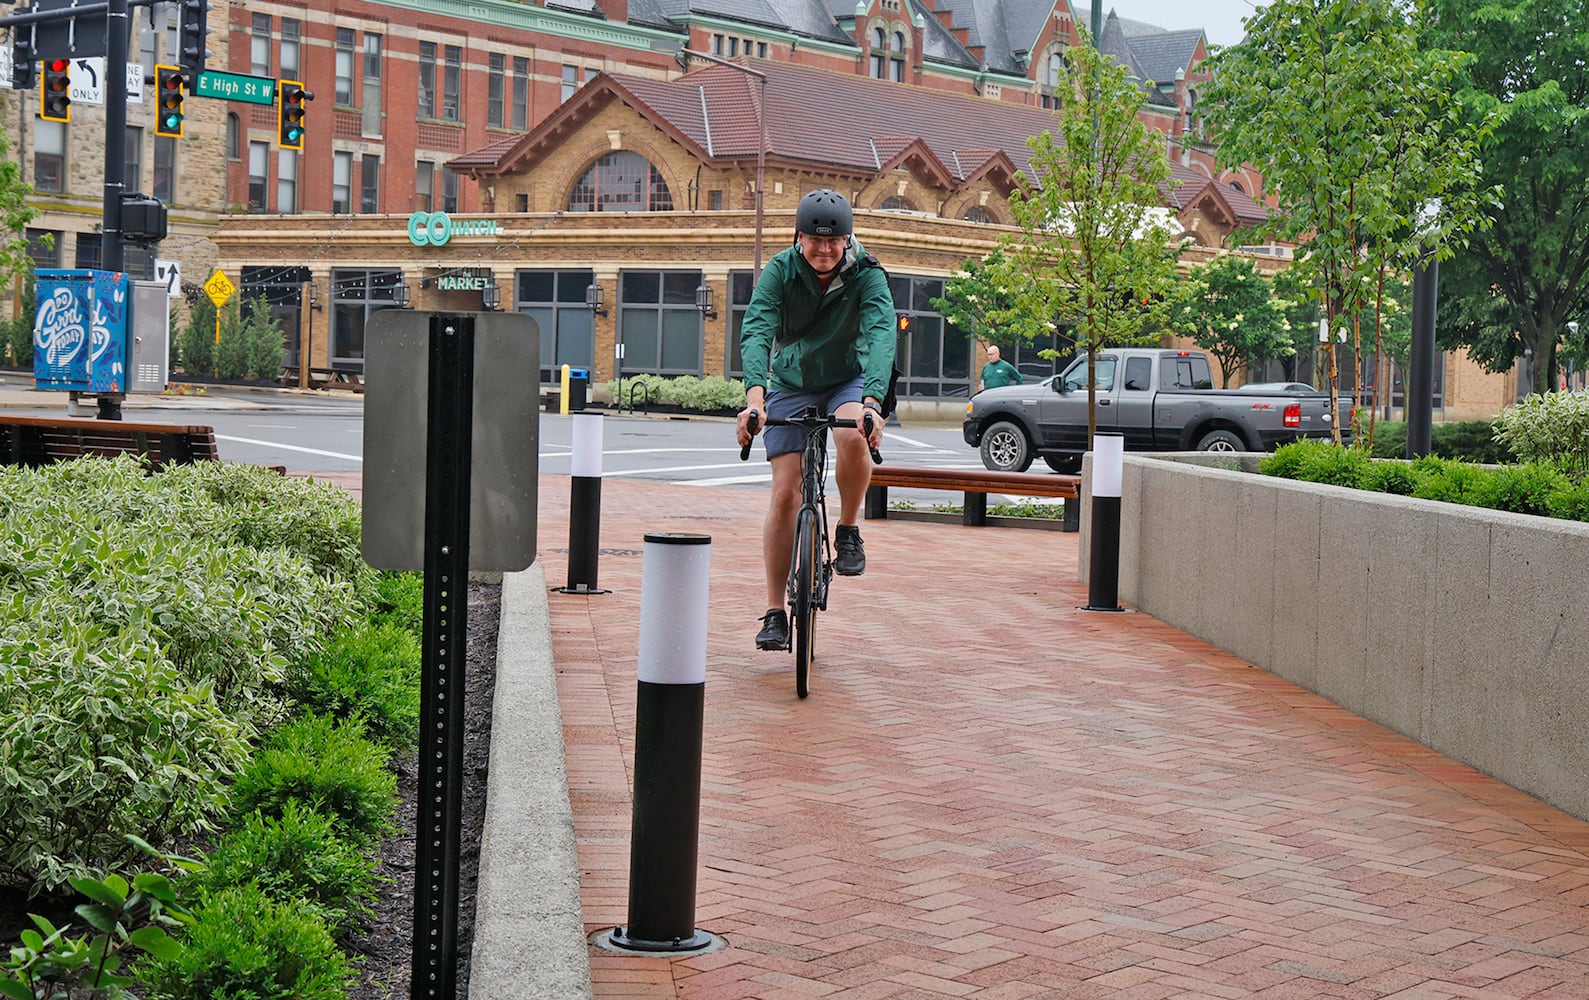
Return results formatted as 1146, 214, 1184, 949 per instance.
0, 415, 218, 469
865, 465, 1080, 531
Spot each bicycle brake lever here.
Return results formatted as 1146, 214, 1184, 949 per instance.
863, 412, 883, 465
740, 411, 760, 461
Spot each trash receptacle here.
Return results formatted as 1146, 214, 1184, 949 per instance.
567, 368, 589, 411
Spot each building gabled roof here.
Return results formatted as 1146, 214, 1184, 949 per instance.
1125, 27, 1203, 86
1165, 162, 1267, 226
455, 58, 1082, 187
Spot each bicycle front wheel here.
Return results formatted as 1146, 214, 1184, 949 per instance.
791, 507, 821, 698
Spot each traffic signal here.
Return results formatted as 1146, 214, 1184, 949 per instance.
39, 58, 70, 123
277, 81, 311, 150
11, 30, 36, 91
178, 0, 212, 73
154, 65, 186, 138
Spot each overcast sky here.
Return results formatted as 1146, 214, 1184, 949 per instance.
1106, 0, 1265, 48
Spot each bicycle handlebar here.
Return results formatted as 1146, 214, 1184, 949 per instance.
738, 410, 883, 464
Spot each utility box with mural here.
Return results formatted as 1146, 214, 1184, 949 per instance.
32, 269, 130, 393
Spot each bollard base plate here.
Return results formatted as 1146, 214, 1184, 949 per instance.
1078, 604, 1134, 614
555, 584, 611, 595
590, 926, 726, 957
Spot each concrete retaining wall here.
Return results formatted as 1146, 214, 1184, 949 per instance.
1080, 453, 1589, 823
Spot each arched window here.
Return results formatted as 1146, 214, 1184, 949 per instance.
1041, 50, 1067, 109
1228, 180, 1245, 195
567, 151, 675, 212
870, 27, 886, 78
871, 27, 885, 47
1046, 52, 1063, 88
962, 205, 994, 224
889, 31, 906, 81
1184, 87, 1197, 132
226, 113, 241, 160
880, 195, 913, 211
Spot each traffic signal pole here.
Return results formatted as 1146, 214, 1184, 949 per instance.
101, 0, 128, 275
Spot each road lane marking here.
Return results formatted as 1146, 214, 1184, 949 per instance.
217, 434, 362, 462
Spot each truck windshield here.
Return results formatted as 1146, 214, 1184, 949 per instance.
1061, 357, 1115, 392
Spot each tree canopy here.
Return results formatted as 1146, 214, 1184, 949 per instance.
1167, 255, 1293, 387
1203, 0, 1497, 438
1422, 0, 1589, 393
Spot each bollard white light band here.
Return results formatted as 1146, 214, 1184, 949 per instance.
571, 412, 604, 478
1092, 432, 1124, 499
637, 533, 711, 685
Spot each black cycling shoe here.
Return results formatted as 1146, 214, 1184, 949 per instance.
833, 525, 866, 576
755, 608, 790, 650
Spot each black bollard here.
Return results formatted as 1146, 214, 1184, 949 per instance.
601, 533, 721, 954
558, 411, 610, 595
1082, 432, 1127, 613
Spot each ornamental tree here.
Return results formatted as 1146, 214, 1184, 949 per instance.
928, 248, 1054, 353
1168, 254, 1293, 387
1203, 0, 1497, 442
1003, 36, 1184, 443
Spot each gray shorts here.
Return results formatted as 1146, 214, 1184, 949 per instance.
763, 376, 864, 459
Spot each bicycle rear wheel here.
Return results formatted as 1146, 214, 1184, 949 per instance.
791, 507, 821, 698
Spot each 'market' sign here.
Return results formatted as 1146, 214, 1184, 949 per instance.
407, 211, 503, 246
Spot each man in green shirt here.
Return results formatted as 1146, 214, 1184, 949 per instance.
736, 189, 896, 650
978, 345, 1022, 392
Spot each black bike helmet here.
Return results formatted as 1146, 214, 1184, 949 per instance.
795, 189, 853, 237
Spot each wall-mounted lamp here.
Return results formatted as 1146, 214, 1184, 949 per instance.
393, 280, 411, 309
307, 284, 322, 312
585, 282, 607, 317
481, 281, 501, 311
695, 283, 716, 320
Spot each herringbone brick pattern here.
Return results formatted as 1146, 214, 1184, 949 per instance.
546, 476, 1589, 999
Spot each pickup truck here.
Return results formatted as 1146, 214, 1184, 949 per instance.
963, 348, 1342, 473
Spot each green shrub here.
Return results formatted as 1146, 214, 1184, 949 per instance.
601, 373, 745, 412
180, 297, 216, 377
371, 572, 424, 639
0, 613, 251, 891
1547, 478, 1589, 521
1363, 420, 1514, 463
142, 884, 352, 1000
1493, 391, 1589, 481
1279, 441, 1373, 487
1258, 440, 1314, 480
287, 624, 421, 747
1407, 455, 1490, 505
1471, 463, 1571, 517
1, 271, 35, 368
1359, 461, 1420, 496
199, 802, 377, 932
229, 714, 396, 844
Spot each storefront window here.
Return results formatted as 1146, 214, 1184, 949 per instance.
618, 270, 701, 375
725, 270, 756, 378
241, 266, 307, 367
331, 268, 404, 366
889, 274, 971, 397
515, 269, 595, 383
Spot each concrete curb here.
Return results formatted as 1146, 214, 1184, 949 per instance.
469, 564, 594, 998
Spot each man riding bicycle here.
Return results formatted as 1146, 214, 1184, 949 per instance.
736, 188, 897, 651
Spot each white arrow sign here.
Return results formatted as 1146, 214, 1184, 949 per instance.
154, 259, 181, 298
71, 57, 103, 105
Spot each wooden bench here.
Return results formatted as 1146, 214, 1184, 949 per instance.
0, 414, 220, 469
279, 366, 365, 392
864, 465, 1082, 531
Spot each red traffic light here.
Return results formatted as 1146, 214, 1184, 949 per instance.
40, 58, 70, 122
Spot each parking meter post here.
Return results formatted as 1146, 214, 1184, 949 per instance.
557, 412, 609, 595
1082, 432, 1126, 613
603, 533, 720, 954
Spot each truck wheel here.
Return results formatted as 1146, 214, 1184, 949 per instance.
980, 421, 1034, 472
1196, 429, 1245, 452
1043, 454, 1083, 474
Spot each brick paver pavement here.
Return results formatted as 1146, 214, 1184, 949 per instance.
537, 476, 1589, 1000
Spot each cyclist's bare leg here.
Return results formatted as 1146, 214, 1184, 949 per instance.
831, 399, 873, 527
764, 452, 802, 609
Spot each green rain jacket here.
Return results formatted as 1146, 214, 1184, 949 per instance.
739, 239, 897, 401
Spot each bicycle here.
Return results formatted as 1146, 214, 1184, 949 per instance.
741, 405, 882, 698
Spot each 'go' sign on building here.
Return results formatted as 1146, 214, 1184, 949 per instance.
407, 211, 503, 247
